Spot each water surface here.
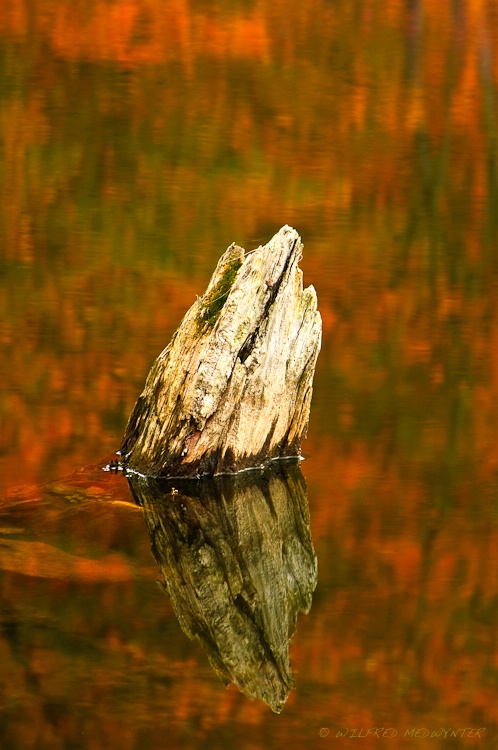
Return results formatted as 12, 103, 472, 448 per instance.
1, 1, 498, 747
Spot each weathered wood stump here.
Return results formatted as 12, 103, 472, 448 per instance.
120, 225, 321, 477
127, 460, 317, 713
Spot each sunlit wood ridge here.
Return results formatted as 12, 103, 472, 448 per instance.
120, 226, 322, 477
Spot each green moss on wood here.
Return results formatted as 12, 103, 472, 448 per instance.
196, 254, 242, 333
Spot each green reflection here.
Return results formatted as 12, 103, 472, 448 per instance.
128, 460, 317, 713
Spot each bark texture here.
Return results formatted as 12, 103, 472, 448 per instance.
120, 225, 321, 477
127, 459, 317, 713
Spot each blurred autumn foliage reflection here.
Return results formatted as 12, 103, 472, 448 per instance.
1, 0, 498, 746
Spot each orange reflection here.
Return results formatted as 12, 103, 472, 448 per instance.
1, 0, 498, 741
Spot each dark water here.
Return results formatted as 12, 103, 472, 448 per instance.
1, 1, 498, 747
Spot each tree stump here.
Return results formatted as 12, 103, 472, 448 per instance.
120, 225, 321, 477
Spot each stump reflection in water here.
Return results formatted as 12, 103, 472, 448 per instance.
127, 459, 317, 713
